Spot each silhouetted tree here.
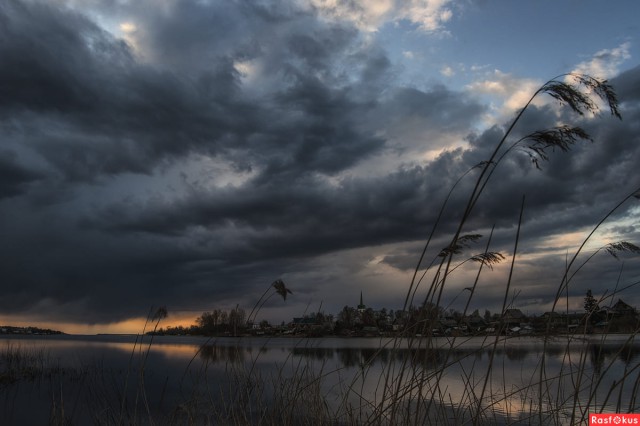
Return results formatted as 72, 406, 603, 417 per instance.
584, 289, 599, 314
484, 309, 492, 322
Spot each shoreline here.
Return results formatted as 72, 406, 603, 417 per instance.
2, 332, 639, 350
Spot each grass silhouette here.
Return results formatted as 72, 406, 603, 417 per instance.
1, 72, 639, 425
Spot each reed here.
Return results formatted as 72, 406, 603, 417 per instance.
343, 72, 638, 425
1, 72, 638, 425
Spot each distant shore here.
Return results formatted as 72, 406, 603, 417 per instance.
0, 325, 64, 335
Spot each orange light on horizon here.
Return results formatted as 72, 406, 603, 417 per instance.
0, 312, 197, 335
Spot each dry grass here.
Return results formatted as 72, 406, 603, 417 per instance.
1, 73, 639, 425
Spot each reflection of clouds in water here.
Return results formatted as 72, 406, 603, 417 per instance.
191, 336, 640, 420
6, 335, 640, 422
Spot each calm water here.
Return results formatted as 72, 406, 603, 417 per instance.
1, 334, 639, 424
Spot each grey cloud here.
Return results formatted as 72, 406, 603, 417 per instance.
385, 85, 487, 132
0, 151, 42, 198
1, 0, 640, 325
0, 0, 392, 185
615, 65, 640, 104
80, 71, 640, 318
0, 0, 402, 321
0, 1, 268, 180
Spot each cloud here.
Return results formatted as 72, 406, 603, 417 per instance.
398, 0, 453, 32
306, 0, 454, 32
572, 42, 632, 80
0, 0, 464, 323
0, 151, 43, 199
440, 65, 455, 77
465, 70, 542, 121
1, 0, 639, 328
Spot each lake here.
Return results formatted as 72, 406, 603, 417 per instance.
0, 334, 638, 425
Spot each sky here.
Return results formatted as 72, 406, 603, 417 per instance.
2, 0, 640, 334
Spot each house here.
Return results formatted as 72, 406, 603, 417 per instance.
611, 299, 636, 317
594, 299, 639, 333
465, 312, 487, 332
503, 309, 526, 327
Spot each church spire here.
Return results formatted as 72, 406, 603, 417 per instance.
357, 291, 366, 312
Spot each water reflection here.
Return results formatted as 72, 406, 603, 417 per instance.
199, 343, 250, 364
195, 339, 640, 372
1, 335, 639, 424
191, 336, 640, 422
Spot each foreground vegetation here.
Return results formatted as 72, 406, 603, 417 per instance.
2, 73, 640, 425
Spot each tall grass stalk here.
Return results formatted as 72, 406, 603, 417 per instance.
356, 72, 633, 425
2, 72, 638, 425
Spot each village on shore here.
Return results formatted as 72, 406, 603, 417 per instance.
2, 292, 635, 338
151, 291, 640, 338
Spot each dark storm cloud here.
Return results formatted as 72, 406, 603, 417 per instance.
0, 0, 390, 184
0, 151, 42, 198
88, 166, 443, 255
0, 0, 108, 113
462, 88, 640, 232
370, 70, 640, 313
0, 0, 417, 321
0, 0, 222, 178
1, 0, 639, 325
384, 85, 486, 133
462, 73, 640, 309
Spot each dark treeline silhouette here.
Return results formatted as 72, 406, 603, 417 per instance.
151, 289, 640, 338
